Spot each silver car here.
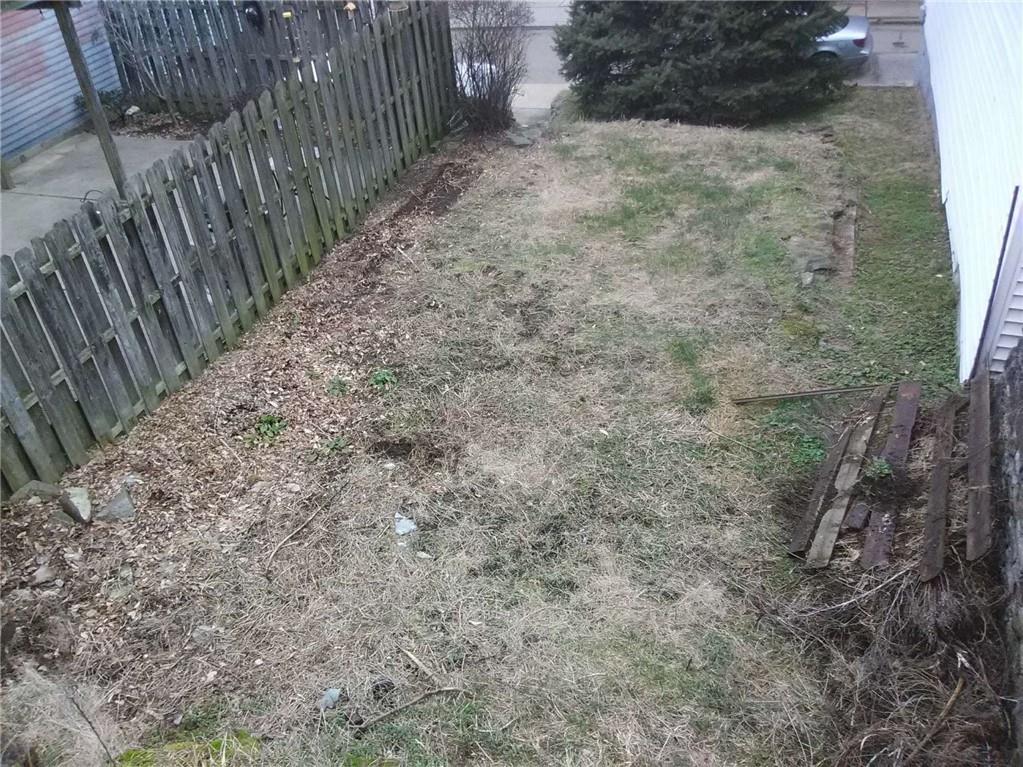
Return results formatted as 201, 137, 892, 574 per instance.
815, 15, 873, 65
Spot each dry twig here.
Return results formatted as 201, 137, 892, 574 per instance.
352, 687, 471, 733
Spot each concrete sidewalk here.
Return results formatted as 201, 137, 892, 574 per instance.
1, 132, 188, 255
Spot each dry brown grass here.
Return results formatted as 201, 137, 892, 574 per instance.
0, 93, 997, 765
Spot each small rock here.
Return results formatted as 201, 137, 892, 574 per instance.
63, 487, 92, 524
124, 105, 142, 121
285, 483, 302, 493
506, 130, 534, 148
318, 687, 347, 712
370, 676, 396, 701
394, 511, 417, 536
415, 551, 433, 560
30, 565, 56, 586
9, 480, 64, 504
49, 510, 76, 527
96, 488, 135, 522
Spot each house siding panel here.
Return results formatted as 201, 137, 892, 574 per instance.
923, 1, 1023, 378
0, 1, 120, 161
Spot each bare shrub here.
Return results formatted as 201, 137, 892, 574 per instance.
451, 1, 533, 132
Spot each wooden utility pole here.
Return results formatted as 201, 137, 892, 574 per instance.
53, 1, 126, 197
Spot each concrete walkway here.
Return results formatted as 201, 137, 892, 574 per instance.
1, 132, 188, 255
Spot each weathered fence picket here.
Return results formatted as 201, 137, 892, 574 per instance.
101, 0, 385, 118
1, 1, 454, 497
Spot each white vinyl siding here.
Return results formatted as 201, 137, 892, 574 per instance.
923, 0, 1023, 378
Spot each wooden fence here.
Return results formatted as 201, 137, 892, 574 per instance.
101, 0, 387, 117
0, 1, 455, 496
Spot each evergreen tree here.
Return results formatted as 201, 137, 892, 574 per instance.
555, 1, 848, 124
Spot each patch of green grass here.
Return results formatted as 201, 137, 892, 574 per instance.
751, 400, 829, 477
599, 629, 737, 722
669, 336, 716, 414
246, 414, 286, 447
815, 90, 958, 390
863, 456, 893, 481
333, 698, 526, 766
370, 368, 398, 391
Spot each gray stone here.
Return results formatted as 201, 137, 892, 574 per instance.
64, 487, 91, 523
96, 488, 135, 522
506, 129, 535, 147
49, 510, 76, 527
9, 480, 64, 504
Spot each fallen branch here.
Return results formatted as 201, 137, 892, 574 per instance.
732, 383, 885, 405
264, 494, 340, 573
352, 687, 470, 733
790, 567, 911, 618
400, 647, 441, 685
903, 676, 966, 765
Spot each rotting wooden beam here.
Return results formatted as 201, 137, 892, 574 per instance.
733, 383, 885, 406
806, 385, 890, 568
843, 500, 871, 531
860, 381, 922, 568
966, 370, 993, 560
54, 2, 127, 198
788, 424, 853, 554
919, 396, 960, 581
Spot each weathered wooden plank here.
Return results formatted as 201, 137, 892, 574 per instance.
289, 67, 337, 254
231, 107, 289, 298
358, 23, 395, 182
161, 1, 201, 115
273, 80, 321, 271
302, 58, 348, 237
321, 49, 363, 226
94, 196, 183, 394
342, 40, 385, 207
878, 382, 922, 468
966, 370, 993, 560
396, 9, 425, 156
413, 0, 442, 140
253, 93, 305, 286
1, 424, 34, 491
167, 151, 239, 348
45, 220, 138, 432
381, 12, 416, 169
2, 254, 89, 466
843, 500, 871, 531
429, 0, 455, 126
806, 385, 889, 568
368, 16, 404, 177
0, 367, 60, 484
188, 138, 255, 332
860, 381, 922, 567
919, 397, 959, 581
72, 208, 161, 413
208, 118, 274, 316
125, 175, 205, 380
146, 161, 221, 363
407, 2, 436, 147
788, 424, 853, 554
15, 241, 119, 442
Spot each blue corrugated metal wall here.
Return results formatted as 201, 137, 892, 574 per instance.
1, 1, 121, 161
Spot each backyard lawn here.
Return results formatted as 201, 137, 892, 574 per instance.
1, 88, 959, 765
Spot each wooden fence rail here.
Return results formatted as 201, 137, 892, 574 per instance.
0, 1, 455, 497
101, 0, 387, 118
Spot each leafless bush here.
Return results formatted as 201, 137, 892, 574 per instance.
451, 0, 533, 132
